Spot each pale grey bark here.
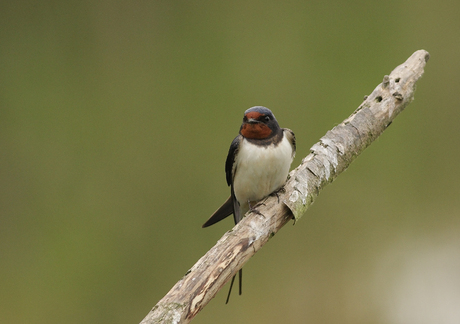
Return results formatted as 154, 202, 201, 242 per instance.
141, 50, 430, 324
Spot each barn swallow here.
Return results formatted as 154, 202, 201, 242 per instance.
202, 106, 296, 303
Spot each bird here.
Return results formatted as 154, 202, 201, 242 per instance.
202, 106, 296, 303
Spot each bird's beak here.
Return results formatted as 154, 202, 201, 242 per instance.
247, 118, 258, 124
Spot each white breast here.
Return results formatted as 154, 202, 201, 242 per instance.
233, 134, 293, 214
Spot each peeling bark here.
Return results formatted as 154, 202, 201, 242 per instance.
140, 50, 429, 324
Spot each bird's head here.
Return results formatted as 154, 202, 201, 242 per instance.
239, 106, 280, 140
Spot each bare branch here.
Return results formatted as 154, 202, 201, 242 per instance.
140, 50, 430, 324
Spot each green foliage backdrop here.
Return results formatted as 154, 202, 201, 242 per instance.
1, 1, 459, 323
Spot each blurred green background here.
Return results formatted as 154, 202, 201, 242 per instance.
1, 1, 459, 323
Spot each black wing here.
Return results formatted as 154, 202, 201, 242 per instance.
225, 135, 241, 186
201, 196, 233, 228
202, 135, 241, 227
225, 136, 242, 224
283, 128, 296, 159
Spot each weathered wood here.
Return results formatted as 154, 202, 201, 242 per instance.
284, 50, 429, 221
140, 50, 429, 324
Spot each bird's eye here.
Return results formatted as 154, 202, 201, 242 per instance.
264, 116, 270, 122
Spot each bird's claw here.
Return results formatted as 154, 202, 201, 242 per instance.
248, 200, 265, 217
270, 187, 285, 203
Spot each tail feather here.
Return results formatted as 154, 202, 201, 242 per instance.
203, 193, 244, 303
226, 269, 242, 304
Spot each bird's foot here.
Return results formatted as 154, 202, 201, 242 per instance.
270, 187, 286, 203
248, 200, 265, 217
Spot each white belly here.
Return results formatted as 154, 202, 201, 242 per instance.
233, 136, 293, 214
